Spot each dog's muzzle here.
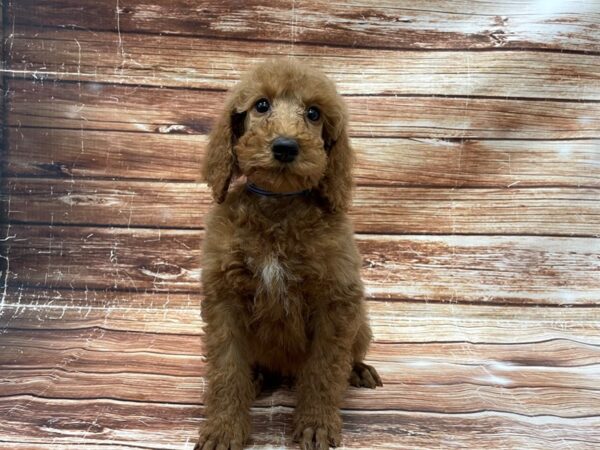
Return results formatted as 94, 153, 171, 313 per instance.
272, 137, 299, 163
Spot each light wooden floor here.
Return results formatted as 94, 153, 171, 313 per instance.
1, 1, 599, 449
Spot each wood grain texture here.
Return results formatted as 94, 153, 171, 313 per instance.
5, 178, 210, 228
3, 321, 600, 366
4, 225, 598, 305
4, 128, 205, 181
2, 396, 600, 450
1, 305, 599, 416
1, 335, 599, 418
6, 27, 600, 99
1, 289, 203, 334
5, 128, 600, 188
2, 1, 600, 449
5, 178, 600, 236
7, 79, 600, 139
349, 186, 600, 236
3, 224, 202, 292
2, 289, 599, 350
7, 0, 600, 52
3, 296, 600, 349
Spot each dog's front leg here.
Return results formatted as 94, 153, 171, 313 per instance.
293, 298, 359, 449
195, 312, 254, 450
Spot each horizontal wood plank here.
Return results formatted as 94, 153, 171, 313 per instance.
2, 224, 202, 292
2, 344, 599, 417
0, 289, 203, 335
4, 128, 205, 181
8, 79, 600, 138
6, 128, 600, 188
353, 138, 600, 188
3, 369, 599, 418
4, 291, 600, 345
6, 27, 600, 99
1, 396, 599, 450
3, 324, 599, 369
3, 227, 598, 304
5, 178, 600, 236
4, 178, 210, 228
7, 0, 600, 52
350, 186, 600, 236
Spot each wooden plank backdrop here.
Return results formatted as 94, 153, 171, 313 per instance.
1, 1, 599, 449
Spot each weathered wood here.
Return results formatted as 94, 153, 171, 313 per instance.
3, 227, 599, 305
5, 128, 600, 188
3, 225, 202, 292
3, 323, 599, 368
4, 290, 600, 349
5, 128, 205, 180
2, 293, 600, 442
8, 79, 600, 138
6, 365, 600, 418
5, 178, 600, 236
4, 178, 210, 227
5, 291, 600, 344
349, 186, 600, 236
5, 27, 600, 99
4, 289, 600, 342
1, 396, 599, 450
2, 2, 600, 450
360, 234, 600, 304
7, 0, 600, 52
0, 289, 204, 334
353, 138, 600, 188
2, 365, 599, 417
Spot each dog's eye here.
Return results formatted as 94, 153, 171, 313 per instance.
255, 98, 270, 114
306, 106, 320, 122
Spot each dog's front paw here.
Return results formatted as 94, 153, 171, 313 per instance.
194, 418, 247, 450
293, 414, 341, 449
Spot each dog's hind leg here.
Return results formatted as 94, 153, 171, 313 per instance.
349, 361, 382, 388
349, 321, 383, 388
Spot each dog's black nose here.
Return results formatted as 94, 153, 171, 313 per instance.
272, 137, 299, 163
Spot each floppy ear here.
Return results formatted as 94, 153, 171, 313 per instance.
202, 92, 246, 203
319, 105, 354, 213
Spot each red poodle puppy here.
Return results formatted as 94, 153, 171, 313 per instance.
196, 58, 382, 450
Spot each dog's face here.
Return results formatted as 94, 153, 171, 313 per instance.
236, 91, 328, 193
203, 58, 354, 211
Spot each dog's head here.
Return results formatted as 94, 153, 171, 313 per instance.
203, 58, 353, 212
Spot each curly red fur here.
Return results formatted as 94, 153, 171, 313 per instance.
196, 58, 382, 450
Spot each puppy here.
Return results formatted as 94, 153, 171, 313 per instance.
196, 58, 382, 450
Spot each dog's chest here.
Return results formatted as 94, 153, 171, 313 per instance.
257, 254, 291, 299
244, 251, 303, 319
245, 251, 311, 365
240, 225, 318, 300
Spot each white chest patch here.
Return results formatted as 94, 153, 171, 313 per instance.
261, 255, 287, 296
254, 254, 298, 314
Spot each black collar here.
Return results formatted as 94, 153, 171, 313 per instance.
246, 182, 310, 197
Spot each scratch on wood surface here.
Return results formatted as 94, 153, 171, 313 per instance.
290, 0, 296, 54
0, 190, 14, 318
0, 233, 13, 319
74, 38, 82, 78
116, 0, 124, 60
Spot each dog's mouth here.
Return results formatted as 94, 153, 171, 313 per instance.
245, 166, 314, 194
